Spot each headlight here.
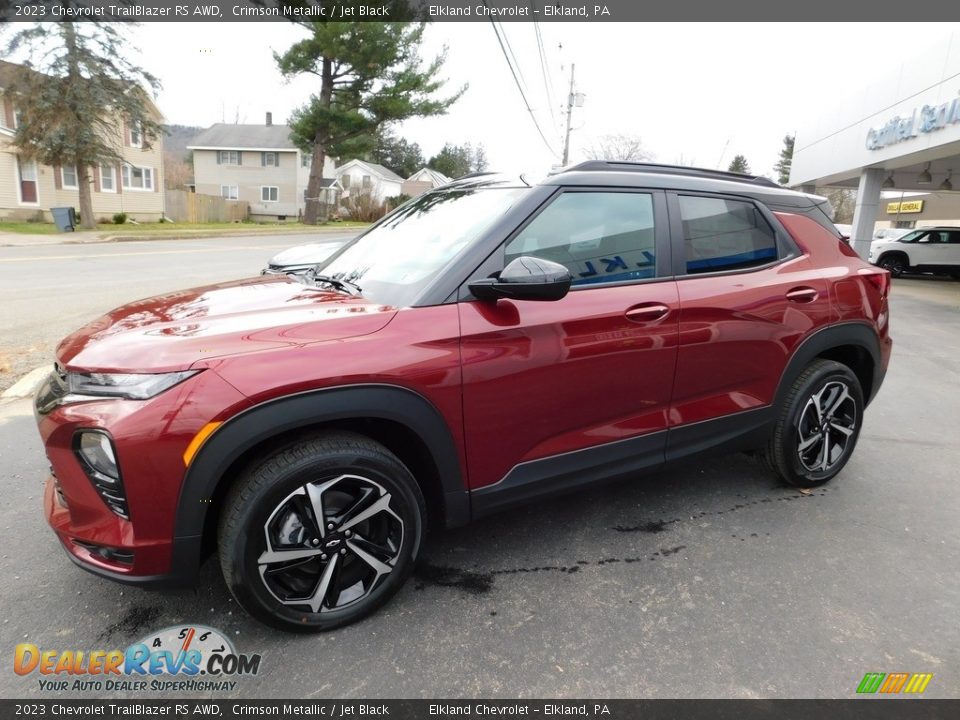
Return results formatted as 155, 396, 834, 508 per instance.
66, 370, 199, 400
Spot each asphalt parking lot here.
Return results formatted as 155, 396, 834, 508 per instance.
0, 275, 957, 700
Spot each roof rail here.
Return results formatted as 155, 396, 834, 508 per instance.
563, 161, 782, 189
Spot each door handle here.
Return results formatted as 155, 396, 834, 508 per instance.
625, 303, 670, 322
786, 286, 818, 303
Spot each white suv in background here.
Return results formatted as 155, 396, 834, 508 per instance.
869, 227, 960, 278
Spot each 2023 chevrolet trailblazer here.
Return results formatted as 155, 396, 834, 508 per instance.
35, 163, 892, 631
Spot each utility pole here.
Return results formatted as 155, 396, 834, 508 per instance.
562, 63, 576, 166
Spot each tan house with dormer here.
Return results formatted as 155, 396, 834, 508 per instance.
0, 60, 165, 223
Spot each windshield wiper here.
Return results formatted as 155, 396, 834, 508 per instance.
308, 271, 362, 296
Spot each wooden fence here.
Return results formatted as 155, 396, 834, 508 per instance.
165, 190, 249, 223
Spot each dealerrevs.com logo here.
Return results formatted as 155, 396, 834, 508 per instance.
14, 625, 261, 693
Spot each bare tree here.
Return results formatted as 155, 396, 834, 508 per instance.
163, 152, 193, 190
818, 187, 856, 223
585, 134, 652, 162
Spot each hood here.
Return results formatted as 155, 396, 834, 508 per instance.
57, 276, 397, 373
269, 242, 343, 268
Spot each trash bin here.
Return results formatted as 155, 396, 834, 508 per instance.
51, 207, 76, 232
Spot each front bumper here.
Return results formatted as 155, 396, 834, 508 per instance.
45, 476, 201, 587
35, 368, 250, 588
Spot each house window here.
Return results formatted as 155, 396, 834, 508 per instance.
362, 175, 372, 189
261, 186, 279, 202
61, 165, 79, 189
220, 185, 238, 200
340, 175, 351, 189
17, 157, 38, 204
122, 164, 154, 191
129, 120, 142, 148
217, 150, 241, 165
301, 153, 311, 168
262, 152, 278, 167
100, 165, 115, 192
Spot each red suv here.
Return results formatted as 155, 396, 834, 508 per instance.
35, 163, 892, 631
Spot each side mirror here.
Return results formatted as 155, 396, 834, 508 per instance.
469, 256, 572, 302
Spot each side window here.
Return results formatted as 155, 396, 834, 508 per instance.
504, 192, 656, 286
679, 195, 778, 274
947, 232, 960, 244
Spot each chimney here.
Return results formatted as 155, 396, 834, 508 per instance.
265, 112, 272, 126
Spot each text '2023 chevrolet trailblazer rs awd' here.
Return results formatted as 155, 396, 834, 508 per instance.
35, 163, 891, 631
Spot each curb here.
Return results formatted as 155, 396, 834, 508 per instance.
1, 366, 50, 400
0, 225, 366, 248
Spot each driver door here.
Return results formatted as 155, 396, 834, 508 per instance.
457, 189, 679, 512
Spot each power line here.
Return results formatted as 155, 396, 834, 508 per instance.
483, 3, 560, 159
498, 21, 530, 98
532, 17, 560, 132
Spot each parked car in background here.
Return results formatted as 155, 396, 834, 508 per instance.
34, 162, 891, 632
262, 240, 346, 276
873, 227, 912, 241
869, 226, 960, 277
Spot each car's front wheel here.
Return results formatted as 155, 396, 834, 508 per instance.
763, 359, 864, 488
218, 432, 426, 632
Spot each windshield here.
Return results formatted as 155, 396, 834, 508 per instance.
315, 187, 528, 306
897, 230, 926, 243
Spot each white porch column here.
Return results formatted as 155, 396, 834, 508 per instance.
850, 168, 884, 259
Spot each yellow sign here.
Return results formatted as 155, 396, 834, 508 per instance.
886, 200, 924, 214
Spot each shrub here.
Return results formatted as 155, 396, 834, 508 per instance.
340, 189, 387, 223
113, 213, 128, 225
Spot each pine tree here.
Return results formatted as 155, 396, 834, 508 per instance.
3, 21, 160, 229
273, 14, 464, 223
427, 143, 475, 179
775, 134, 795, 186
728, 154, 750, 174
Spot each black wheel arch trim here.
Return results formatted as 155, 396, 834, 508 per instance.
172, 384, 470, 577
775, 322, 884, 408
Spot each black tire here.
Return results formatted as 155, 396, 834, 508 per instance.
878, 253, 907, 278
762, 359, 864, 488
218, 431, 426, 633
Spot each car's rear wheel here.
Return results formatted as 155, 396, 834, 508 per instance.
218, 432, 426, 632
763, 360, 864, 488
878, 253, 907, 277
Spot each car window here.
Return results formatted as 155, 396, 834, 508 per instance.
504, 192, 657, 286
678, 195, 778, 274
947, 232, 960, 244
318, 187, 527, 307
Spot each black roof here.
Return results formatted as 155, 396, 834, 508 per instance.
562, 161, 782, 188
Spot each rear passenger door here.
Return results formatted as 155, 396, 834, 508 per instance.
665, 193, 833, 457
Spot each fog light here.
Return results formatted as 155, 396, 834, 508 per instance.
74, 431, 129, 519
77, 432, 118, 480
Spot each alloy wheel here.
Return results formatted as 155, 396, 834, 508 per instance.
257, 474, 404, 613
796, 381, 858, 473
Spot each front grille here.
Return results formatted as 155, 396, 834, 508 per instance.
52, 472, 68, 508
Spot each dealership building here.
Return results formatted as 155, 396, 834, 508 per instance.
790, 29, 960, 258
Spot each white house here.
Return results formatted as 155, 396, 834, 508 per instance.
402, 167, 451, 198
335, 159, 404, 203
